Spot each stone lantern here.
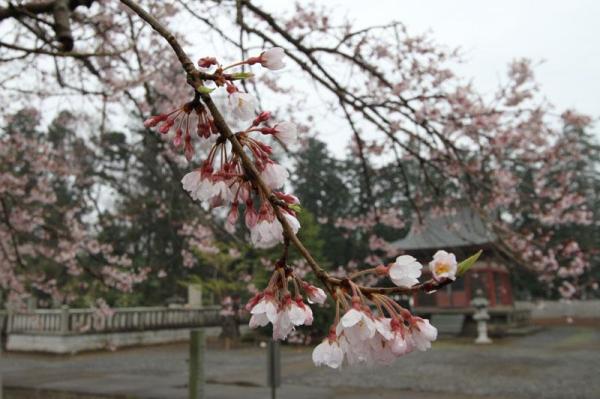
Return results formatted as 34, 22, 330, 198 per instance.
471, 289, 492, 344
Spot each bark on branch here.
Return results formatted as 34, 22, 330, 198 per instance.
0, 0, 94, 21
52, 0, 74, 51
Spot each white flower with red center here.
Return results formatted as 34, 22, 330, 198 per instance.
312, 330, 344, 369
181, 170, 202, 193
250, 212, 300, 249
355, 317, 396, 366
336, 306, 376, 344
408, 317, 438, 351
260, 162, 289, 189
248, 292, 278, 328
389, 319, 411, 356
259, 47, 285, 70
251, 218, 283, 248
429, 250, 457, 281
303, 283, 327, 304
272, 295, 313, 340
388, 255, 422, 287
273, 121, 297, 146
181, 170, 232, 204
372, 317, 394, 341
210, 180, 234, 203
228, 91, 256, 121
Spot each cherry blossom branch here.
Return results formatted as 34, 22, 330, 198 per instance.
118, 0, 337, 294
198, 94, 336, 294
118, 0, 468, 300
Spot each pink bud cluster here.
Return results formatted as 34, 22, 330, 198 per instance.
144, 101, 217, 161
245, 266, 326, 340
145, 49, 301, 249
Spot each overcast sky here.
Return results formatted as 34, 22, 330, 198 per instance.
261, 0, 599, 125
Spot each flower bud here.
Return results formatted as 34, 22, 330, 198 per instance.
197, 56, 218, 68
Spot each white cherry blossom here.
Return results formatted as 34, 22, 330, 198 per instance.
260, 162, 289, 189
409, 318, 438, 351
259, 47, 285, 70
389, 255, 422, 287
283, 213, 301, 233
273, 121, 297, 146
250, 213, 300, 249
389, 320, 412, 356
228, 91, 257, 121
336, 308, 376, 344
429, 250, 458, 281
250, 219, 283, 249
273, 297, 313, 340
181, 171, 232, 204
312, 336, 344, 369
248, 294, 278, 328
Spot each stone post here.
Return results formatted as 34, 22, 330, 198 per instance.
187, 285, 203, 308
26, 296, 36, 311
60, 305, 70, 335
189, 329, 205, 399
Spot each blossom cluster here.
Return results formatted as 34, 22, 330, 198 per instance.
242, 250, 459, 368
144, 48, 300, 248
309, 251, 457, 368
245, 266, 326, 340
146, 46, 466, 370
313, 304, 437, 369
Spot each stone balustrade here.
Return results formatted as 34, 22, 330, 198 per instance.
1, 306, 222, 336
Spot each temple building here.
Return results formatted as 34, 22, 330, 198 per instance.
391, 208, 531, 335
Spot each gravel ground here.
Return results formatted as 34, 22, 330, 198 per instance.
1, 325, 599, 399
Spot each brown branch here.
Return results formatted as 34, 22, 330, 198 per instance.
0, 0, 94, 21
52, 0, 73, 51
0, 40, 128, 58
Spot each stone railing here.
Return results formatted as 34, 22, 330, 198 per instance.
515, 300, 600, 319
2, 306, 222, 335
